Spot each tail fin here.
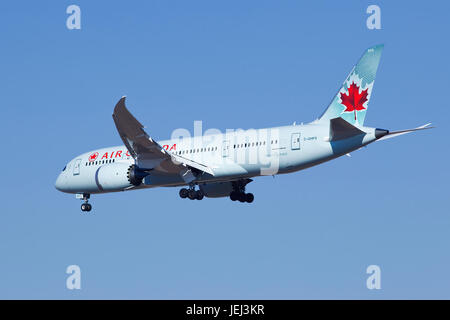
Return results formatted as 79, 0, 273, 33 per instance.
319, 44, 384, 126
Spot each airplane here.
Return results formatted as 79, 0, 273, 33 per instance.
55, 44, 432, 212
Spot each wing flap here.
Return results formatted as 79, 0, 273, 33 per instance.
170, 154, 215, 176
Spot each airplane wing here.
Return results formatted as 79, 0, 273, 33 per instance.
376, 123, 434, 141
112, 97, 214, 180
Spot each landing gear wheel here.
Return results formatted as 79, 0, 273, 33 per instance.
230, 191, 238, 201
179, 188, 188, 199
230, 179, 254, 203
188, 189, 197, 200
79, 193, 92, 212
81, 203, 92, 212
195, 190, 204, 200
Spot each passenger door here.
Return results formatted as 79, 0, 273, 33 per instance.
291, 133, 301, 150
73, 159, 81, 175
222, 140, 230, 158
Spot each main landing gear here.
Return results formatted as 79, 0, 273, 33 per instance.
230, 180, 254, 203
179, 185, 204, 200
80, 193, 92, 212
230, 191, 254, 203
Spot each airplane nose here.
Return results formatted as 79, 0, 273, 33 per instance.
55, 174, 66, 191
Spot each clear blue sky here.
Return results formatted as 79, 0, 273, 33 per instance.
0, 0, 449, 299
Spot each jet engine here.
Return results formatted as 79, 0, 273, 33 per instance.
96, 163, 148, 191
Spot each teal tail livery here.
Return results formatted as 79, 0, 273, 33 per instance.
55, 45, 433, 212
319, 44, 383, 126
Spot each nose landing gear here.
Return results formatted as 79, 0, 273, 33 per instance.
79, 193, 92, 212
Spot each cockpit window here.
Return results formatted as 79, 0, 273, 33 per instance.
62, 165, 66, 172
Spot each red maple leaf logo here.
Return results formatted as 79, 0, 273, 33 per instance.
88, 152, 99, 162
340, 82, 369, 121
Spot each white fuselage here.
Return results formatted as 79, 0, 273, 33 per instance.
55, 121, 378, 195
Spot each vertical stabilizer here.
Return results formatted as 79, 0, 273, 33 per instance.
319, 45, 383, 126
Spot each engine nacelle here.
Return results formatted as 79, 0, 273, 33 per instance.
96, 163, 143, 191
199, 182, 233, 198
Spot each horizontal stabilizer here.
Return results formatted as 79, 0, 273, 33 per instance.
329, 117, 365, 141
377, 123, 434, 141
